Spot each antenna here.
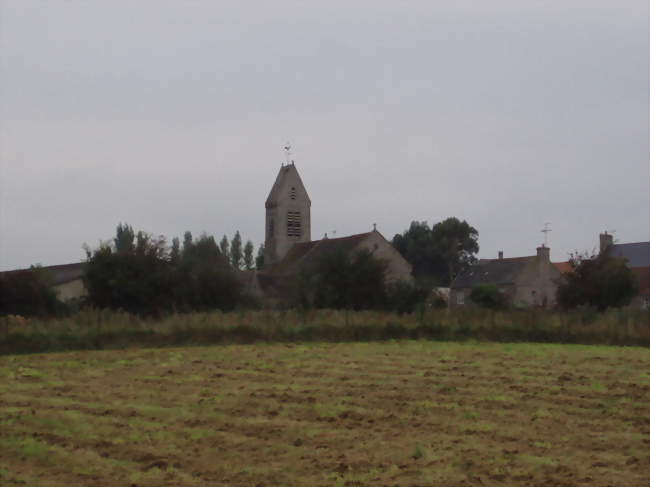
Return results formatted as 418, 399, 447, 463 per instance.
283, 142, 292, 165
541, 222, 552, 247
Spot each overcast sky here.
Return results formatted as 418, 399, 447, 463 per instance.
1, 0, 648, 270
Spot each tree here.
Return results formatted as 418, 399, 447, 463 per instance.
556, 249, 638, 311
392, 218, 479, 285
385, 280, 429, 314
469, 284, 508, 309
84, 225, 242, 315
243, 240, 254, 270
0, 266, 66, 317
84, 227, 174, 316
174, 233, 241, 312
431, 217, 479, 284
230, 231, 243, 269
219, 235, 229, 258
183, 231, 193, 253
256, 244, 265, 270
170, 237, 181, 264
392, 221, 444, 280
114, 223, 135, 254
308, 249, 388, 310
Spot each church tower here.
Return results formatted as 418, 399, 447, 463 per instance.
264, 162, 311, 266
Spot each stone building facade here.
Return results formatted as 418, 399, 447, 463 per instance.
449, 246, 562, 308
266, 230, 413, 284
264, 163, 311, 267
240, 162, 413, 300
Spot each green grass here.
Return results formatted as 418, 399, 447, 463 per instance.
1, 342, 648, 486
0, 308, 648, 356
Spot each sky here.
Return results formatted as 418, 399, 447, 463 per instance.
0, 0, 648, 270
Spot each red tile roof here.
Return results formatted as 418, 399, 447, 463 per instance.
553, 261, 573, 274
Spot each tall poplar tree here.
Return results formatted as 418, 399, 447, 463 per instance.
219, 235, 229, 258
243, 240, 254, 270
230, 231, 243, 269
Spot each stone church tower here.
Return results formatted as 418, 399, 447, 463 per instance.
264, 163, 311, 266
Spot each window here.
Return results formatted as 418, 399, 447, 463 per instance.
269, 218, 274, 235
290, 187, 296, 200
287, 211, 301, 237
457, 290, 465, 305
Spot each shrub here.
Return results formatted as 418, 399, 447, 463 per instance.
385, 281, 428, 314
0, 266, 67, 317
469, 284, 508, 310
557, 249, 638, 311
83, 224, 242, 316
310, 249, 388, 310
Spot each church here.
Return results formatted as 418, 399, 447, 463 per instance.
0, 158, 413, 305
242, 161, 413, 300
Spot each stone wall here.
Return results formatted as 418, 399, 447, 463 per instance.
356, 231, 414, 284
54, 279, 87, 302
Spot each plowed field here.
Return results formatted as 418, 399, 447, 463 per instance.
1, 342, 649, 486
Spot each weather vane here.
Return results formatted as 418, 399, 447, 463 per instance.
283, 142, 292, 165
541, 222, 552, 246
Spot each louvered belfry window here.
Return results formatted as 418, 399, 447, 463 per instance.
287, 211, 301, 237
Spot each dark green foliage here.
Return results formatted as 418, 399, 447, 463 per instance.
219, 235, 229, 257
230, 231, 243, 269
392, 221, 444, 280
0, 266, 66, 317
244, 240, 254, 270
308, 249, 389, 310
170, 237, 181, 264
173, 234, 241, 312
114, 223, 135, 254
557, 250, 639, 311
293, 250, 427, 313
256, 244, 265, 270
2, 308, 648, 356
83, 230, 174, 315
469, 284, 508, 310
393, 218, 479, 285
385, 281, 429, 314
83, 224, 242, 316
432, 217, 479, 284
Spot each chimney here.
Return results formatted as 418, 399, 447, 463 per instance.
498, 251, 503, 260
536, 245, 550, 262
599, 232, 613, 254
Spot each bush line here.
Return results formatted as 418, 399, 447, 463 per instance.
1, 308, 648, 355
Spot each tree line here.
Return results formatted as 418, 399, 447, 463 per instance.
1, 218, 641, 317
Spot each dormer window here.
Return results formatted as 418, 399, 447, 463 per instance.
290, 187, 296, 200
287, 211, 301, 237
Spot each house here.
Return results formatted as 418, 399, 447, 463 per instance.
599, 232, 650, 309
449, 246, 563, 308
0, 262, 86, 302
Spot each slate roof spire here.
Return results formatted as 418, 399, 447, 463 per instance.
264, 156, 312, 267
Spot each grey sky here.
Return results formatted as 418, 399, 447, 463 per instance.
1, 0, 648, 270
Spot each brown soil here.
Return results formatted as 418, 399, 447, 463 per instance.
0, 342, 649, 486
